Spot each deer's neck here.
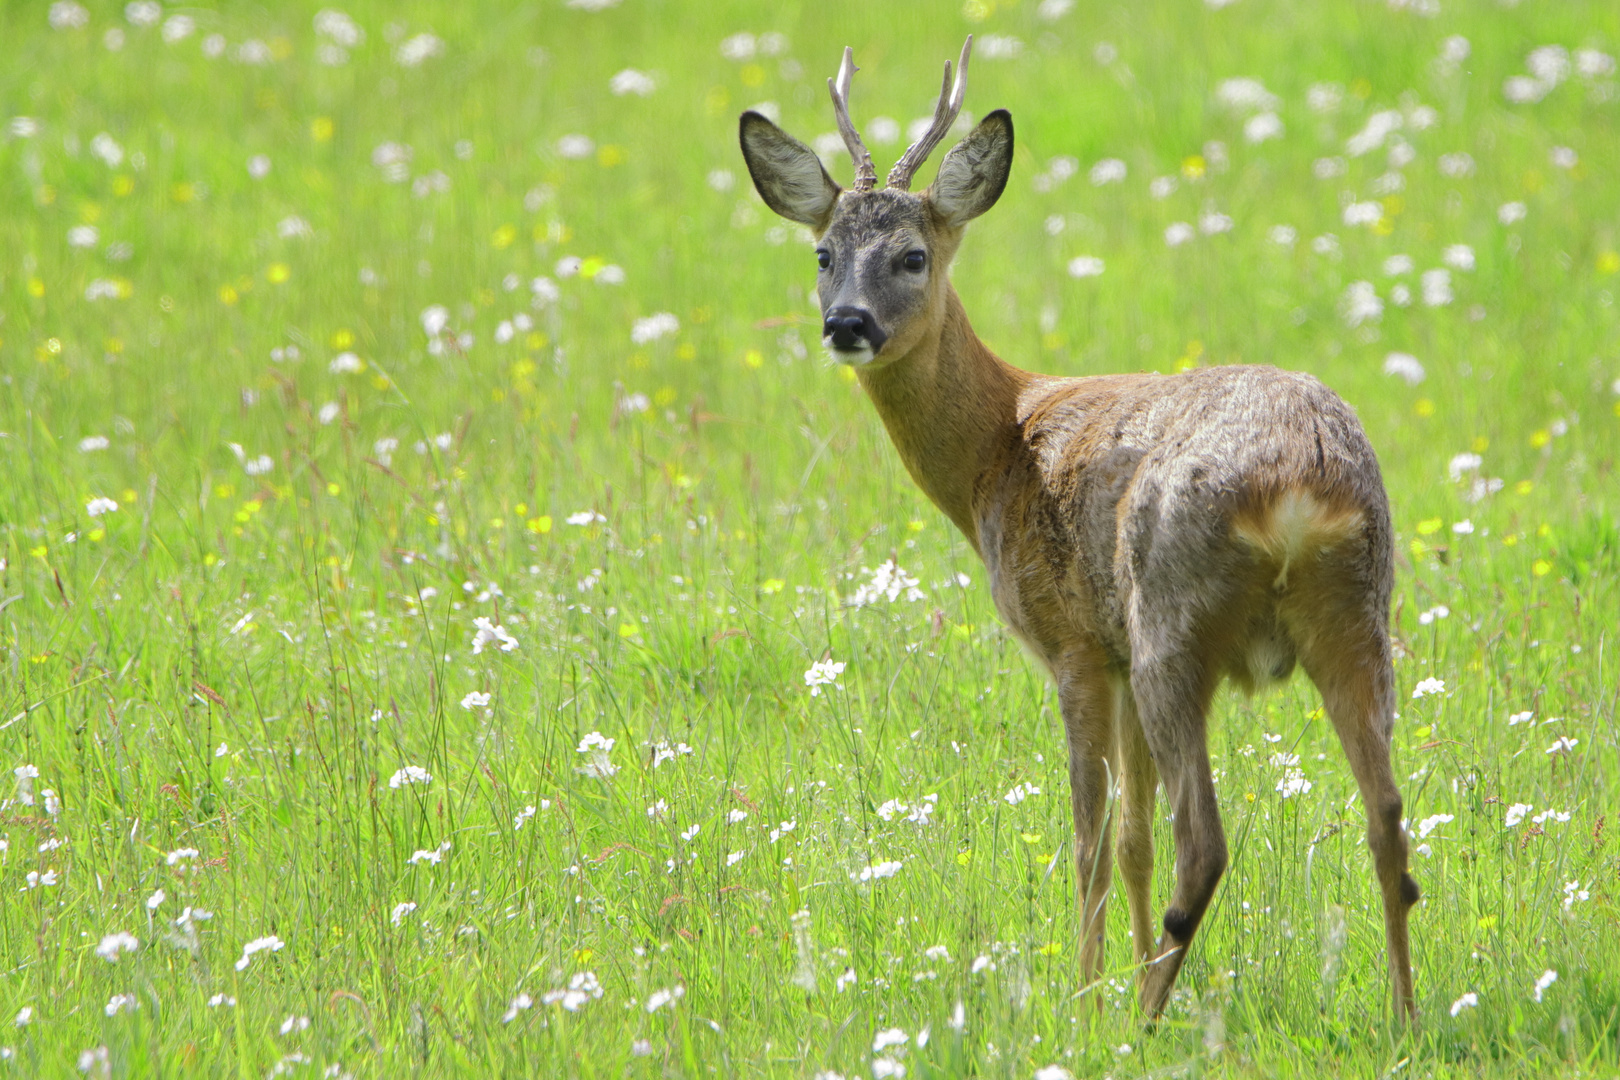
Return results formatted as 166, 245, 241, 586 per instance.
855, 287, 1030, 548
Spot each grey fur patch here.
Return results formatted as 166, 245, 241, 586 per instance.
738, 112, 841, 231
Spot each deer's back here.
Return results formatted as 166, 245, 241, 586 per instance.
976, 365, 1393, 679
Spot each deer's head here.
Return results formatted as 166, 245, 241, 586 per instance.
738, 38, 1012, 368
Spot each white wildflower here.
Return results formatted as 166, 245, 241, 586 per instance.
1347, 110, 1402, 156
1418, 604, 1450, 625
1343, 202, 1382, 227
1275, 768, 1312, 798
407, 841, 450, 866
1089, 158, 1126, 185
50, 2, 91, 29
854, 860, 903, 883
395, 33, 444, 67
1215, 77, 1278, 112
1067, 256, 1105, 278
86, 496, 119, 517
1449, 991, 1479, 1017
1438, 152, 1474, 177
610, 69, 656, 96
651, 740, 694, 767
541, 971, 603, 1011
557, 134, 595, 159
576, 731, 618, 779
1411, 677, 1445, 699
388, 765, 432, 789
459, 690, 491, 711
1341, 282, 1383, 327
1527, 46, 1570, 86
390, 901, 417, 926
1164, 222, 1195, 247
95, 932, 140, 962
1576, 48, 1615, 79
470, 616, 519, 654
1416, 813, 1453, 838
977, 34, 1023, 60
646, 986, 685, 1012
1244, 112, 1283, 143
848, 560, 924, 607
803, 658, 846, 696
1003, 782, 1042, 806
1532, 969, 1558, 1002
631, 312, 680, 344
235, 934, 286, 971
1504, 803, 1532, 828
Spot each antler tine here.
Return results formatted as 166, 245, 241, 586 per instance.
885, 35, 974, 192
828, 46, 877, 193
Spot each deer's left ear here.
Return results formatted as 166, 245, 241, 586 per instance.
927, 109, 1013, 229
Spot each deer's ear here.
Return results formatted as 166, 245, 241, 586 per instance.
927, 109, 1013, 229
739, 111, 841, 232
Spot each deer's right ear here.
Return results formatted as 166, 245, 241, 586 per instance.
739, 112, 841, 232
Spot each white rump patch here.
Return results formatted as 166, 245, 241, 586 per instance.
1233, 489, 1363, 589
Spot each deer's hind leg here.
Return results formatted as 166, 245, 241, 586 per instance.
1129, 643, 1224, 1020
1286, 561, 1420, 1023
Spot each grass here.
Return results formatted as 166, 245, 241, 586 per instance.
1, 0, 1618, 1076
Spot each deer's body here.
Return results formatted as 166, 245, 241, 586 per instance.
740, 40, 1418, 1023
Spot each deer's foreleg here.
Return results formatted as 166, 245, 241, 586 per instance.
1057, 657, 1120, 991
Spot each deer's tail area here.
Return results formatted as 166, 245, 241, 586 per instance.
1229, 487, 1367, 592
1222, 486, 1370, 691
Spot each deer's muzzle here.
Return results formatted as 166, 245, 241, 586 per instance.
823, 306, 885, 354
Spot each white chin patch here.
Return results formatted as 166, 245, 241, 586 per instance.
825, 343, 874, 366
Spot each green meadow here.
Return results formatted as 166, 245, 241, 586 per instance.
2, 0, 1618, 1075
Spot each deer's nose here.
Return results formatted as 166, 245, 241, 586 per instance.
823, 307, 877, 351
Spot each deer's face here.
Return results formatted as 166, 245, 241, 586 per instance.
739, 109, 1013, 369
813, 191, 944, 366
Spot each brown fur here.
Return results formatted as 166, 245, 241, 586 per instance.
739, 73, 1418, 1025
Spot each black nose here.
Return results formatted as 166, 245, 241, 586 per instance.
823, 306, 875, 351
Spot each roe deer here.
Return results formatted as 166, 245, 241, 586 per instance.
738, 37, 1420, 1022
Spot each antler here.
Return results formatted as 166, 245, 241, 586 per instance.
827, 47, 877, 193
885, 36, 973, 191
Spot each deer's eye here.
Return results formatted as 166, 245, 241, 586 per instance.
903, 250, 926, 272
816, 249, 831, 271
